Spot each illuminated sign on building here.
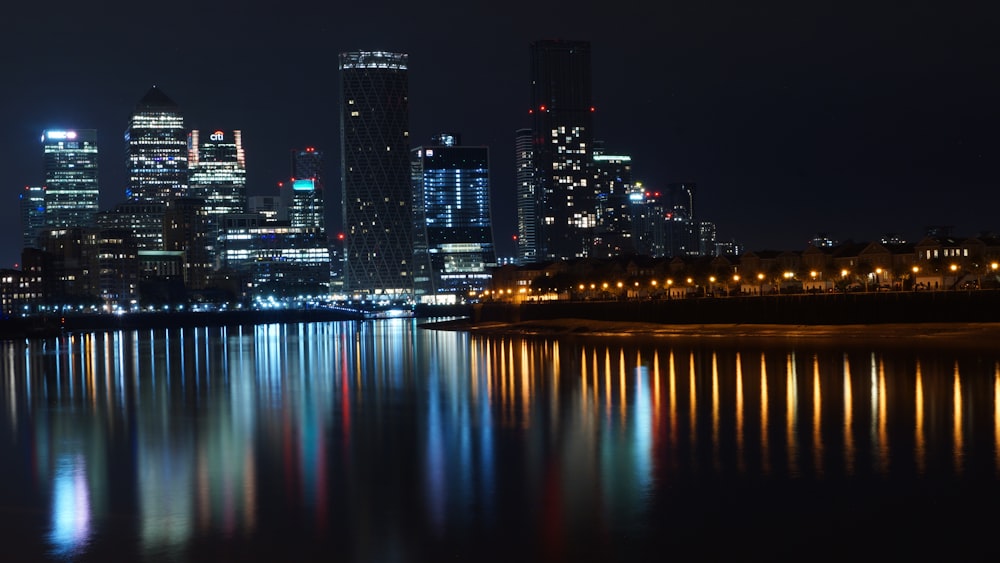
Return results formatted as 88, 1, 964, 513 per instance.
292, 179, 316, 191
45, 131, 78, 140
210, 131, 225, 141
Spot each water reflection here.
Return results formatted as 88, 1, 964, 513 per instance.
1, 321, 1000, 561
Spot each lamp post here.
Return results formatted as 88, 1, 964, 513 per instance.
912, 266, 919, 291
757, 273, 765, 296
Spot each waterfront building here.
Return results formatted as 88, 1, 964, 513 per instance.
96, 202, 165, 251
411, 134, 496, 302
163, 197, 211, 290
339, 50, 412, 300
19, 185, 46, 249
91, 228, 139, 308
591, 147, 634, 258
42, 129, 99, 229
530, 39, 595, 260
218, 214, 331, 298
126, 86, 187, 203
514, 128, 536, 264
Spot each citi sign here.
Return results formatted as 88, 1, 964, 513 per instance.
210, 131, 226, 141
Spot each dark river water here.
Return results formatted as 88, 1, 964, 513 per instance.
2, 319, 999, 562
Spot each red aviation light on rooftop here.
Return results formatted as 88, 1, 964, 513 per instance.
305, 147, 315, 152
528, 108, 533, 114
590, 106, 596, 112
539, 105, 547, 112
337, 233, 345, 240
512, 234, 518, 241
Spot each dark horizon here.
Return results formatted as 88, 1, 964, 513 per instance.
2, 0, 998, 269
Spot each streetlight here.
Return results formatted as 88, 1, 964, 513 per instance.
757, 272, 765, 295
875, 267, 883, 290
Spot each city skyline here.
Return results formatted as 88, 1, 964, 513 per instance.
2, 1, 998, 270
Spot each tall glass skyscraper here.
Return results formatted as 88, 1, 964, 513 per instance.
411, 134, 496, 302
188, 129, 247, 218
125, 86, 187, 203
41, 129, 99, 229
339, 50, 412, 300
514, 128, 536, 265
529, 39, 594, 260
290, 147, 325, 230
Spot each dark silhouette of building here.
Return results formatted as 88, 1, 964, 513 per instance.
529, 39, 594, 260
338, 51, 412, 300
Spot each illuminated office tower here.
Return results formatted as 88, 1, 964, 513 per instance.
188, 130, 247, 217
42, 129, 99, 229
514, 128, 536, 264
163, 197, 211, 289
591, 145, 634, 258
125, 86, 187, 203
411, 134, 496, 302
20, 185, 46, 249
339, 50, 412, 300
530, 39, 594, 260
289, 178, 324, 229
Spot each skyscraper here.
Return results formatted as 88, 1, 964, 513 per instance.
126, 86, 187, 203
188, 129, 247, 218
412, 134, 496, 302
19, 185, 46, 249
289, 147, 325, 230
339, 50, 412, 300
591, 145, 635, 258
514, 128, 536, 264
41, 129, 99, 229
529, 39, 594, 260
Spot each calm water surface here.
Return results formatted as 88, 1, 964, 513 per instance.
2, 319, 1000, 562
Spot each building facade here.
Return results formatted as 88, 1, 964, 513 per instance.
188, 129, 247, 218
339, 50, 412, 300
530, 39, 594, 260
20, 185, 46, 250
411, 134, 496, 302
126, 86, 187, 203
591, 148, 634, 258
42, 129, 99, 229
514, 128, 536, 265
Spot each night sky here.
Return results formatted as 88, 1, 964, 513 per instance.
2, 1, 998, 269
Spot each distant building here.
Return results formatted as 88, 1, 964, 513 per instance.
289, 178, 324, 230
514, 128, 536, 264
42, 129, 99, 229
19, 185, 46, 249
218, 214, 331, 298
591, 147, 635, 258
163, 197, 211, 290
699, 221, 717, 256
97, 202, 165, 251
188, 129, 247, 218
248, 195, 286, 222
530, 39, 595, 260
664, 183, 699, 257
411, 134, 496, 302
339, 50, 412, 300
126, 86, 187, 203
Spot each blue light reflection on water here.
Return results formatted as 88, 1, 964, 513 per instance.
1, 321, 1000, 561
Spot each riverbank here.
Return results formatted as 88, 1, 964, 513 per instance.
422, 317, 1000, 347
